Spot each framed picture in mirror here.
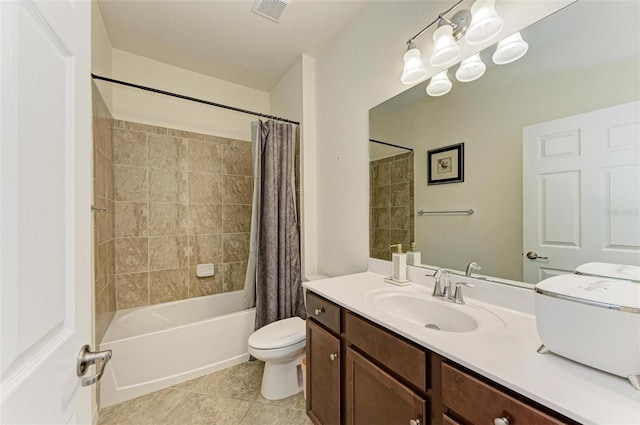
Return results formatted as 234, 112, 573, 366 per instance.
427, 143, 464, 185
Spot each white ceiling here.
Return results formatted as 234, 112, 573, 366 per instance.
98, 0, 369, 91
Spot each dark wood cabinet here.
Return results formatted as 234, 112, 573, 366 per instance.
442, 363, 572, 425
345, 347, 426, 425
305, 291, 575, 425
307, 302, 341, 425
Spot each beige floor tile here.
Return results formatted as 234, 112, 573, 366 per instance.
97, 388, 187, 425
239, 402, 312, 425
192, 361, 264, 402
160, 393, 251, 425
255, 392, 306, 411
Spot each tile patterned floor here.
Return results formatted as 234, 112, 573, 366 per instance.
97, 361, 312, 425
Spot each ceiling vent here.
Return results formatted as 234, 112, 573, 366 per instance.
252, 0, 291, 23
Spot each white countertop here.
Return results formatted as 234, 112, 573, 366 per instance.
303, 270, 640, 425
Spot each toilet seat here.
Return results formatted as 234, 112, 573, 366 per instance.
248, 317, 305, 350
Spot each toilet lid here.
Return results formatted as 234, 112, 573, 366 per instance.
249, 317, 305, 349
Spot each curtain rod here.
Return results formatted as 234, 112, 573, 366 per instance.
91, 74, 300, 125
369, 139, 413, 151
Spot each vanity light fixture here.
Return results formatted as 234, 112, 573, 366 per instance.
455, 53, 486, 82
401, 0, 503, 85
465, 0, 504, 45
430, 21, 462, 67
492, 32, 529, 64
401, 41, 429, 84
426, 70, 453, 96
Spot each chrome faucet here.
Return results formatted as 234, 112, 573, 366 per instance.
431, 268, 449, 298
465, 261, 481, 276
453, 282, 475, 304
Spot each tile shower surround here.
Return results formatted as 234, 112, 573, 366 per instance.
93, 84, 117, 345
112, 120, 255, 310
370, 152, 415, 261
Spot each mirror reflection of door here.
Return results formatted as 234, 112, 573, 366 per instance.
369, 140, 414, 261
523, 101, 640, 284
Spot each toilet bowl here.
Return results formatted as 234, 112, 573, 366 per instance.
248, 317, 306, 400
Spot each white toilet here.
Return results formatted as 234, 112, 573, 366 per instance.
248, 317, 306, 400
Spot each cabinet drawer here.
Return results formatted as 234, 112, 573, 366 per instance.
345, 312, 428, 390
306, 291, 341, 334
443, 413, 462, 425
442, 363, 568, 425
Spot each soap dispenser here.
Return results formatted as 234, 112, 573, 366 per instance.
407, 241, 421, 266
385, 244, 411, 286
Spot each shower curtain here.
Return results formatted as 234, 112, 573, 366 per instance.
242, 120, 304, 330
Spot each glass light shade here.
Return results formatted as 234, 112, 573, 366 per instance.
455, 53, 486, 82
426, 70, 452, 96
401, 47, 428, 84
430, 25, 461, 67
492, 32, 529, 65
465, 0, 504, 45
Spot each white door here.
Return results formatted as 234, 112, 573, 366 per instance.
1, 0, 93, 423
523, 101, 640, 284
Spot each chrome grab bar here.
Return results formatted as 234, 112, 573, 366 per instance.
418, 209, 474, 216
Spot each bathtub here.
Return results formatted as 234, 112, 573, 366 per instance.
99, 291, 255, 408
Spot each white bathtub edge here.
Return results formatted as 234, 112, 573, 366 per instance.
100, 352, 250, 408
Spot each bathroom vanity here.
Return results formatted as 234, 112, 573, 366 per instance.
303, 268, 640, 425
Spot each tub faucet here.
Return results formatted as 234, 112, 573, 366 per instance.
465, 261, 481, 277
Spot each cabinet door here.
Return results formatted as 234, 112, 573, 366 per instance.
307, 319, 341, 425
346, 347, 427, 425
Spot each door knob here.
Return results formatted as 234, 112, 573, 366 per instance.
77, 344, 112, 387
526, 251, 548, 260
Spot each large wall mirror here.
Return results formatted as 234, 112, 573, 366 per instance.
369, 0, 640, 286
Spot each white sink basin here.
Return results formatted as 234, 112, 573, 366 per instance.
366, 287, 505, 333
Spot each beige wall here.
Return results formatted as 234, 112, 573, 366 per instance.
313, 0, 573, 277
91, 1, 113, 110
110, 49, 270, 141
112, 121, 253, 309
370, 57, 640, 280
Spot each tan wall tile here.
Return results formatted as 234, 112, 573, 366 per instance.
95, 242, 107, 293
105, 161, 115, 201
223, 233, 250, 263
189, 204, 222, 234
106, 239, 116, 283
189, 172, 222, 204
168, 128, 204, 140
372, 207, 391, 230
390, 183, 409, 207
115, 165, 148, 201
223, 175, 253, 205
115, 237, 148, 274
149, 168, 188, 202
149, 269, 188, 304
115, 202, 149, 237
113, 129, 147, 167
223, 262, 247, 292
188, 266, 222, 297
222, 204, 252, 233
188, 140, 222, 174
149, 202, 188, 236
390, 206, 409, 230
94, 196, 108, 245
149, 236, 188, 271
189, 234, 222, 266
106, 199, 115, 240
149, 134, 188, 170
223, 145, 252, 176
125, 121, 168, 134
95, 282, 116, 343
95, 150, 107, 199
116, 272, 149, 309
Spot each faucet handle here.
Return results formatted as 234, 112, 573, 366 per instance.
453, 282, 475, 304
